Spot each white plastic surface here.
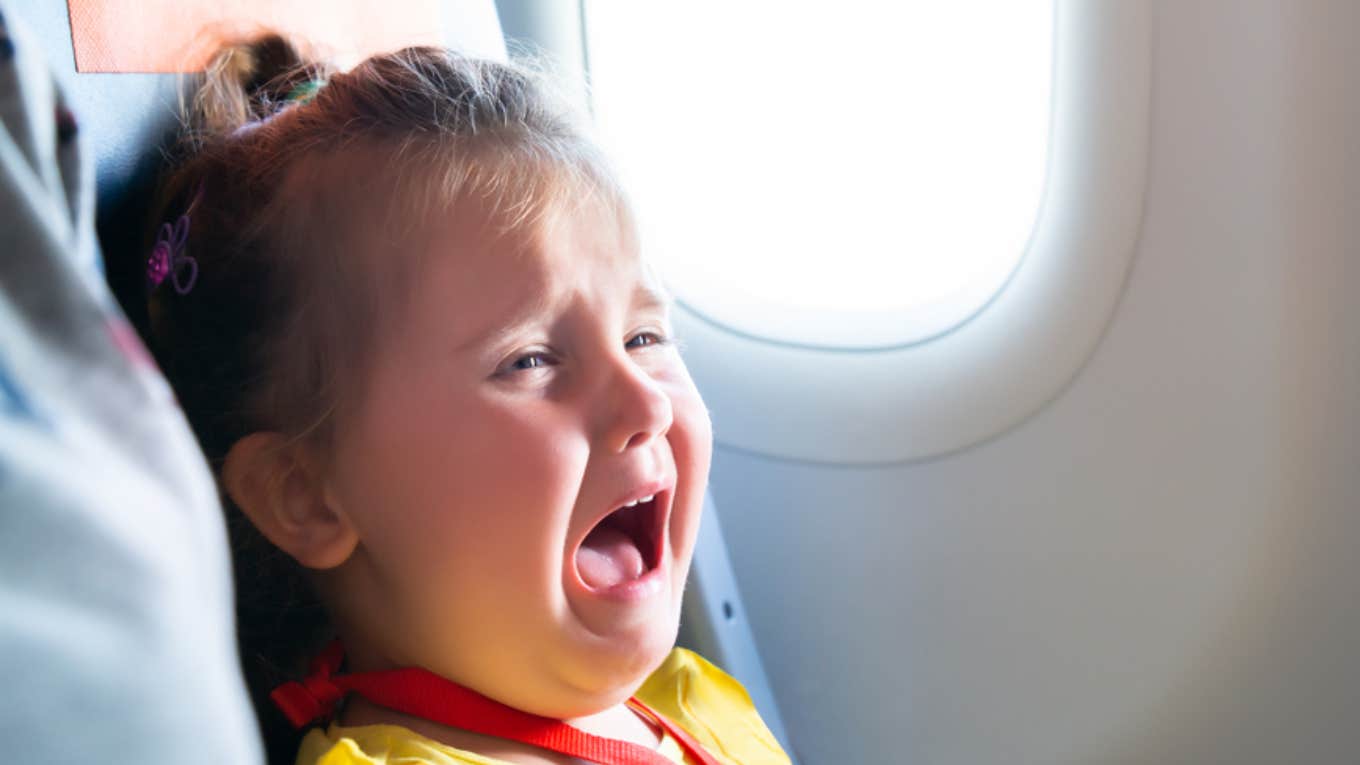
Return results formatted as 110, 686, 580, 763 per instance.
677, 0, 1151, 464
677, 495, 797, 762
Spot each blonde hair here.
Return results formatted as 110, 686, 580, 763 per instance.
143, 35, 625, 763
152, 35, 621, 457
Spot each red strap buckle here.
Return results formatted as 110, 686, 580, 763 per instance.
269, 640, 348, 727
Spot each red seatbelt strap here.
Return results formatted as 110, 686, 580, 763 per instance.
271, 640, 725, 765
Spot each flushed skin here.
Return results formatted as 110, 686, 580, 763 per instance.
316, 194, 713, 740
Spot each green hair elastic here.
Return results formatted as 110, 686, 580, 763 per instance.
285, 78, 327, 105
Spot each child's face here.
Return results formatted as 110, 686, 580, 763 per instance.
321, 191, 713, 719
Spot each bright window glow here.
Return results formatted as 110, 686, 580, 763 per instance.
586, 1, 1053, 348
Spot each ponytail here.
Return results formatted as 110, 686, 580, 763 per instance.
187, 34, 332, 144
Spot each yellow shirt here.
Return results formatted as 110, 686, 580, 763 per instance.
296, 648, 791, 765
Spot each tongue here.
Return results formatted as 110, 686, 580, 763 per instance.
577, 526, 645, 589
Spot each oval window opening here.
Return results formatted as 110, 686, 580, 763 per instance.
587, 2, 1054, 349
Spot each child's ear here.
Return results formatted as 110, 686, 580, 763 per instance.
222, 432, 359, 570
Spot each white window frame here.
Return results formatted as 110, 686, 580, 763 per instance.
652, 0, 1151, 464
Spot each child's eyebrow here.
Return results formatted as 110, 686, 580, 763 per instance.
451, 285, 673, 355
632, 285, 674, 313
451, 306, 546, 355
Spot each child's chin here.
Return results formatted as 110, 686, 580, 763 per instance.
568, 616, 678, 696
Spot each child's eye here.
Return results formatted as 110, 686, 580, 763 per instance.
499, 349, 557, 376
514, 354, 549, 369
626, 330, 669, 350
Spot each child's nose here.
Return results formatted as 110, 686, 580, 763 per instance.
596, 357, 674, 454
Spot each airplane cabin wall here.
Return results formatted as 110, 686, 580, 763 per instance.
703, 1, 1360, 763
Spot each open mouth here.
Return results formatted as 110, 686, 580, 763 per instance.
575, 492, 664, 591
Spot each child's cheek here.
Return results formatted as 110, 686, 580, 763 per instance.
665, 381, 713, 570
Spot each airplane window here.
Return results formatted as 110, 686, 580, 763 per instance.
581, 1, 1149, 463
586, 1, 1053, 349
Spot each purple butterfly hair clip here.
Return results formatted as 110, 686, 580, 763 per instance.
146, 186, 202, 294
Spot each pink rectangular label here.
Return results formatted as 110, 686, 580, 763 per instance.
68, 0, 442, 73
